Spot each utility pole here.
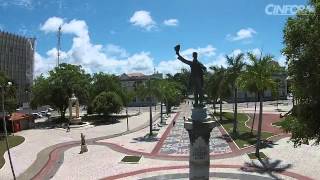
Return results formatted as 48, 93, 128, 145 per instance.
1, 84, 16, 180
57, 26, 62, 67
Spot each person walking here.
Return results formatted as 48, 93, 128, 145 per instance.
66, 123, 70, 132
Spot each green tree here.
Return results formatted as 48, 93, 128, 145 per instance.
88, 73, 124, 114
237, 64, 259, 134
135, 80, 155, 135
0, 71, 17, 114
92, 91, 123, 115
226, 53, 245, 135
281, 0, 320, 146
239, 52, 278, 157
31, 63, 91, 120
209, 66, 231, 120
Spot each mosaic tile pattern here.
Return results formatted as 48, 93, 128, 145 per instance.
159, 118, 232, 155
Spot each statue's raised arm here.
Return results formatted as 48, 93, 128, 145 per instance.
175, 45, 192, 66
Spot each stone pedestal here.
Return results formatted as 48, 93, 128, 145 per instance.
80, 144, 88, 153
184, 107, 214, 180
70, 117, 82, 125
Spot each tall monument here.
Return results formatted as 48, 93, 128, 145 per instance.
68, 93, 82, 124
176, 44, 214, 179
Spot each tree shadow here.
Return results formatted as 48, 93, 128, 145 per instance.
131, 134, 159, 143
82, 115, 120, 126
240, 158, 292, 180
215, 133, 278, 149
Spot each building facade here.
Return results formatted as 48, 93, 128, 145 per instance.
0, 31, 35, 105
119, 72, 163, 106
228, 71, 288, 102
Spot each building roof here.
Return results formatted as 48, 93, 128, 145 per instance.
119, 73, 148, 81
126, 73, 145, 77
9, 112, 29, 121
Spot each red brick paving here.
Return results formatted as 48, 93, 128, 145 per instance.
247, 113, 285, 134
30, 111, 295, 180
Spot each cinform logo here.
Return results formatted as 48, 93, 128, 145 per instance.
265, 4, 314, 16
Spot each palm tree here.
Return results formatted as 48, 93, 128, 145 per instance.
135, 81, 154, 135
240, 52, 278, 157
237, 72, 259, 134
226, 53, 245, 135
152, 79, 169, 124
210, 66, 231, 121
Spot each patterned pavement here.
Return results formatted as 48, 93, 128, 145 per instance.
159, 105, 232, 155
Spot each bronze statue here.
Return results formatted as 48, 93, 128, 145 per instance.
175, 44, 206, 107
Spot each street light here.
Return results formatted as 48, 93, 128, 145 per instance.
1, 82, 16, 180
126, 107, 129, 131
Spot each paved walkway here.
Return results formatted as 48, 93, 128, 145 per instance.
1, 101, 314, 180
0, 108, 161, 180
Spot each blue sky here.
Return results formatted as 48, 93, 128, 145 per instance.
0, 0, 309, 76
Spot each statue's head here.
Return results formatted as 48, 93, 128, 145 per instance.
192, 52, 198, 61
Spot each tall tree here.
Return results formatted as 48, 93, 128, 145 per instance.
0, 71, 17, 114
226, 53, 245, 135
209, 66, 231, 120
240, 52, 278, 157
237, 65, 259, 134
31, 63, 91, 120
281, 0, 320, 146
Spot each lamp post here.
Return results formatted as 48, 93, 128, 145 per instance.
126, 107, 129, 131
1, 82, 16, 180
148, 79, 152, 136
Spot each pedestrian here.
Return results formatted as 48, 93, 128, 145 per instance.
183, 116, 186, 121
66, 123, 70, 132
173, 119, 176, 126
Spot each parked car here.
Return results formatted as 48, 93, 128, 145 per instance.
32, 113, 43, 119
40, 111, 51, 117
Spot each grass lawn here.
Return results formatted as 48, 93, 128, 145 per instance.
216, 112, 274, 148
247, 152, 267, 159
0, 135, 25, 169
272, 120, 283, 127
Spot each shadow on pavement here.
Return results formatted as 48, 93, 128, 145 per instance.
240, 157, 292, 180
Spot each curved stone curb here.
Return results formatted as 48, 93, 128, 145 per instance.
18, 113, 161, 180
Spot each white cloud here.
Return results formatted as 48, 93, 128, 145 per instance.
157, 59, 189, 75
229, 49, 242, 57
129, 10, 156, 31
40, 17, 64, 33
180, 45, 216, 59
227, 28, 257, 41
250, 48, 261, 56
163, 19, 179, 26
205, 54, 227, 69
104, 44, 128, 58
0, 0, 34, 9
37, 17, 223, 77
277, 55, 287, 67
37, 17, 156, 76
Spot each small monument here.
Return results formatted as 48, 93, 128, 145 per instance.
80, 133, 88, 153
176, 45, 214, 179
69, 93, 82, 124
